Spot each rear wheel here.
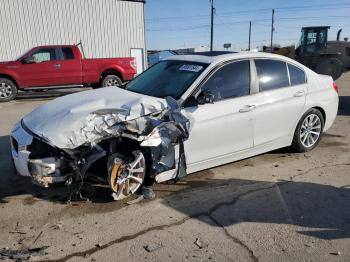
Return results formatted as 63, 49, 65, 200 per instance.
0, 78, 17, 102
315, 57, 343, 80
107, 151, 146, 200
101, 75, 122, 87
291, 109, 324, 152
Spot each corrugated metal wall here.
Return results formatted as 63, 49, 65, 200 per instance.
0, 0, 145, 61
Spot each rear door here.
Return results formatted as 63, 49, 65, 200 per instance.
17, 47, 62, 88
56, 47, 82, 85
252, 59, 307, 146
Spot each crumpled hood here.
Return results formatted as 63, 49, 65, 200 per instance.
23, 87, 167, 149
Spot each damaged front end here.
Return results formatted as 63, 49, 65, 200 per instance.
11, 96, 191, 199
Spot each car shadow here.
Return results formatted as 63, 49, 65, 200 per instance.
338, 95, 350, 116
1, 134, 350, 240
158, 175, 350, 240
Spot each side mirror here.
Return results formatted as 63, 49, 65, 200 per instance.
197, 91, 215, 105
182, 96, 198, 108
23, 56, 36, 64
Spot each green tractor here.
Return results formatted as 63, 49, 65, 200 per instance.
295, 26, 350, 80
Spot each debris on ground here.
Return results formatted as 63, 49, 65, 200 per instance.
50, 222, 63, 230
143, 242, 163, 252
33, 231, 43, 244
142, 187, 156, 199
0, 246, 49, 260
9, 231, 27, 235
127, 195, 144, 205
194, 238, 203, 249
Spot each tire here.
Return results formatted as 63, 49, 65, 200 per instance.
0, 78, 17, 102
315, 57, 344, 80
291, 109, 324, 153
101, 75, 122, 87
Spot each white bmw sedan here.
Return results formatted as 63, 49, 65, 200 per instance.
11, 52, 338, 200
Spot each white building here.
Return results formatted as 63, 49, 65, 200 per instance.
0, 0, 146, 73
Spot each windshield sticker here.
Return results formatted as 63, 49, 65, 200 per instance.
179, 64, 203, 72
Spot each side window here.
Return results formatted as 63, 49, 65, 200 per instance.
201, 60, 250, 101
346, 47, 350, 57
288, 63, 306, 86
255, 59, 289, 91
62, 47, 75, 60
31, 48, 56, 63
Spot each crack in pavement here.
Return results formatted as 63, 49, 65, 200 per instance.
42, 161, 350, 262
206, 213, 259, 262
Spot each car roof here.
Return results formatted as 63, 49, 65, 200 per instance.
165, 51, 306, 67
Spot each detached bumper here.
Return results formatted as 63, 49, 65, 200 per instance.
10, 121, 69, 187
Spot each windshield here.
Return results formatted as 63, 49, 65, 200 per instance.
15, 49, 32, 61
126, 60, 208, 99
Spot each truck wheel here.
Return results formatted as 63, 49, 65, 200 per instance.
315, 57, 344, 80
101, 75, 122, 87
0, 78, 17, 102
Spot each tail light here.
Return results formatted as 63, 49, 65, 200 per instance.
332, 82, 339, 93
130, 58, 137, 72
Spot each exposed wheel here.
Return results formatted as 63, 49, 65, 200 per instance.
107, 151, 146, 200
0, 78, 17, 102
315, 57, 344, 80
101, 75, 122, 87
291, 109, 324, 152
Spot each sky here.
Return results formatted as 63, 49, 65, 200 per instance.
145, 0, 350, 51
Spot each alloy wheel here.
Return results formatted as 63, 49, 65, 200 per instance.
109, 151, 146, 200
300, 113, 322, 148
0, 82, 13, 98
104, 78, 120, 87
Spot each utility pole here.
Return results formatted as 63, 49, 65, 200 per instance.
210, 0, 214, 51
248, 21, 251, 51
270, 9, 275, 53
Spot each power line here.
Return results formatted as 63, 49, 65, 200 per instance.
146, 3, 350, 22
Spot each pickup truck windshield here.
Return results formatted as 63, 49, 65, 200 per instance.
126, 60, 208, 99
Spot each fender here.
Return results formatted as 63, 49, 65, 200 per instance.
99, 64, 126, 80
0, 69, 21, 88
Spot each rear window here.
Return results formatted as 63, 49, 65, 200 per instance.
255, 59, 289, 91
288, 63, 306, 86
62, 48, 75, 60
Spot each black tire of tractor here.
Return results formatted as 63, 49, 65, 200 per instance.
315, 57, 344, 80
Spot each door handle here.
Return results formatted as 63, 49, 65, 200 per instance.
54, 64, 61, 68
293, 91, 305, 97
239, 105, 256, 113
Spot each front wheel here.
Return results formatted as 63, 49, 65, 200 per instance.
0, 78, 17, 102
107, 151, 146, 200
291, 109, 324, 152
101, 75, 122, 87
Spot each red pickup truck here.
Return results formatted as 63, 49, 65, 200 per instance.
0, 45, 137, 102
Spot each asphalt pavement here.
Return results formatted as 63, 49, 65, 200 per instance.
0, 75, 349, 261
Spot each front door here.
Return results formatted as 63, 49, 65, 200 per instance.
183, 60, 255, 165
17, 47, 63, 88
